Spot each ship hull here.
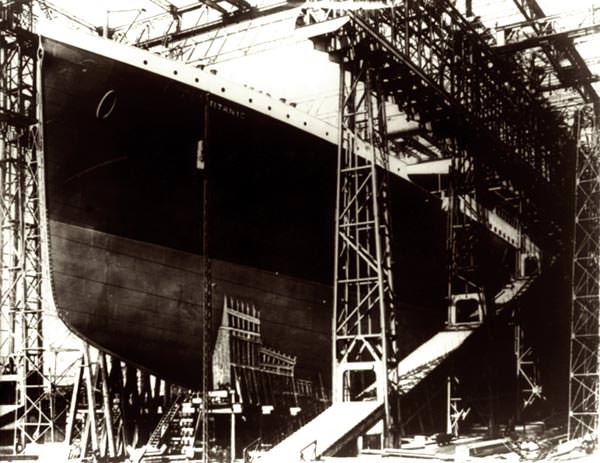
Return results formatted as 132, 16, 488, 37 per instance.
49, 220, 332, 387
40, 34, 454, 388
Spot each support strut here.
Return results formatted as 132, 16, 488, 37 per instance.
568, 104, 600, 442
332, 58, 397, 445
0, 0, 54, 451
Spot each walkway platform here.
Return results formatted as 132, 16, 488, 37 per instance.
258, 401, 383, 463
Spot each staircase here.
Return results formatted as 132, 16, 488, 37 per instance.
258, 401, 383, 463
138, 392, 202, 461
145, 394, 184, 451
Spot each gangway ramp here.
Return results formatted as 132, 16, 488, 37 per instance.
359, 329, 474, 397
259, 401, 383, 462
260, 330, 473, 462
392, 329, 473, 394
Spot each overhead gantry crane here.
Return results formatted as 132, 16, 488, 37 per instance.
304, 0, 574, 441
2, 0, 600, 457
36, 0, 600, 454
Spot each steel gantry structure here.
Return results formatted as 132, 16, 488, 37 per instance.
332, 56, 397, 444
2, 0, 599, 451
569, 104, 600, 443
503, 0, 600, 110
304, 0, 576, 439
0, 0, 54, 450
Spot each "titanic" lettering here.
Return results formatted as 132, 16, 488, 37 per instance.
209, 99, 246, 119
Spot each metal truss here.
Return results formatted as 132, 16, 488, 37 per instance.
309, 0, 574, 254
304, 0, 577, 441
514, 323, 543, 416
112, 3, 214, 45
35, 0, 99, 34
497, 3, 600, 41
446, 376, 470, 436
148, 9, 306, 67
110, 0, 288, 51
505, 0, 599, 110
332, 59, 396, 443
446, 140, 487, 308
568, 104, 600, 442
497, 20, 600, 54
1, 0, 54, 450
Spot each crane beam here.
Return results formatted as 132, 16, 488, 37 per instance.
509, 0, 600, 109
496, 23, 600, 53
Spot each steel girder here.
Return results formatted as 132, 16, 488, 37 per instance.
514, 322, 543, 416
445, 139, 487, 299
201, 99, 212, 463
112, 1, 286, 50
508, 0, 600, 111
332, 59, 397, 443
568, 104, 600, 442
310, 0, 575, 254
0, 0, 53, 450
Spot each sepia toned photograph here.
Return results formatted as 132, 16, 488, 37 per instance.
1, 1, 599, 462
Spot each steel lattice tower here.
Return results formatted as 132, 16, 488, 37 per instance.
568, 104, 600, 442
332, 60, 397, 442
1, 0, 54, 450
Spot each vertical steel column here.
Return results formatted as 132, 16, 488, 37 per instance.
445, 139, 489, 434
446, 141, 484, 304
201, 96, 213, 463
333, 60, 396, 443
568, 104, 600, 442
230, 398, 235, 463
0, 0, 53, 450
446, 376, 469, 436
514, 323, 542, 417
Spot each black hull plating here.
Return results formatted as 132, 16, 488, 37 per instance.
42, 37, 464, 388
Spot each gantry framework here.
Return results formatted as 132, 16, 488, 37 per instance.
0, 0, 53, 450
503, 0, 599, 109
445, 140, 487, 313
110, 0, 302, 67
110, 0, 283, 46
306, 0, 577, 437
568, 104, 600, 442
311, 1, 573, 251
4, 0, 598, 446
332, 59, 397, 443
306, 2, 575, 281
471, 0, 600, 117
